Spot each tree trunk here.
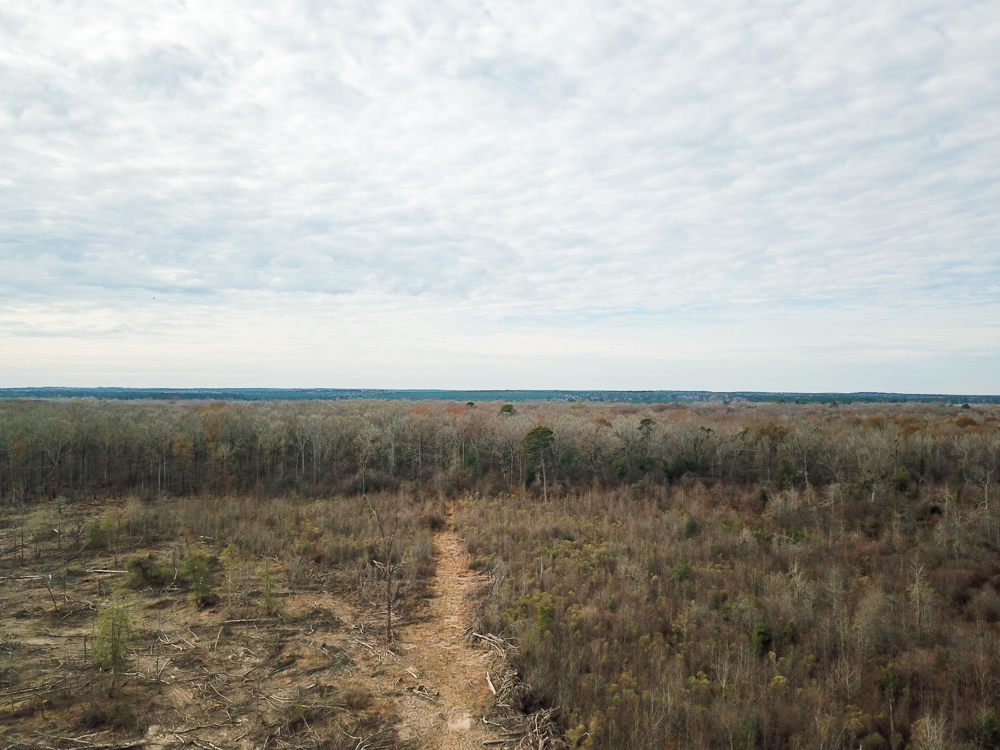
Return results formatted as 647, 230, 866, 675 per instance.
386, 566, 392, 641
541, 458, 547, 502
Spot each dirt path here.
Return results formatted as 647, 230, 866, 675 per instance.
390, 516, 497, 749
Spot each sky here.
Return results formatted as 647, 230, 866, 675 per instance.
1, 0, 998, 393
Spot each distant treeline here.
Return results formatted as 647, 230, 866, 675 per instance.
1, 399, 997, 503
1, 387, 997, 404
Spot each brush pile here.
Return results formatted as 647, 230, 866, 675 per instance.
472, 631, 567, 750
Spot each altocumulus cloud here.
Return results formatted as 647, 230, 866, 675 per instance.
0, 0, 998, 391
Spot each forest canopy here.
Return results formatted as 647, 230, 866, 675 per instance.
1, 398, 997, 502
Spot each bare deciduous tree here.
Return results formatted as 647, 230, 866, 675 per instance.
367, 499, 401, 642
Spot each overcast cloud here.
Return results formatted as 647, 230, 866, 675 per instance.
1, 0, 998, 391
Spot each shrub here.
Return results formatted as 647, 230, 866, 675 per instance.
860, 733, 889, 750
880, 663, 902, 702
682, 514, 701, 538
124, 554, 171, 588
734, 712, 764, 750
776, 458, 797, 488
780, 620, 799, 647
892, 466, 910, 493
669, 555, 693, 584
179, 545, 218, 607
87, 517, 113, 551
259, 562, 278, 615
536, 604, 554, 629
79, 697, 140, 730
750, 618, 773, 658
665, 455, 696, 481
339, 683, 372, 711
961, 709, 1000, 750
92, 597, 134, 695
285, 702, 309, 733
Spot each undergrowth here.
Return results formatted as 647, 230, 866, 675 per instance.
458, 485, 1000, 749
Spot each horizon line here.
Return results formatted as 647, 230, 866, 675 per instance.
1, 387, 998, 403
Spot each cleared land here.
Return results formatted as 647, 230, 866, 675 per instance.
0, 496, 519, 749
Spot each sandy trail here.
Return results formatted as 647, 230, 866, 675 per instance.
390, 516, 497, 749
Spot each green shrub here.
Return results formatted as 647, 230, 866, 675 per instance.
665, 455, 696, 481
87, 518, 113, 551
536, 604, 554, 629
860, 732, 889, 750
961, 709, 1000, 750
780, 620, 799, 647
776, 458, 797, 489
750, 618, 772, 658
124, 555, 171, 588
734, 712, 764, 750
682, 515, 701, 538
669, 555, 693, 584
258, 562, 277, 615
892, 466, 910, 493
880, 662, 902, 702
179, 545, 218, 607
92, 597, 134, 695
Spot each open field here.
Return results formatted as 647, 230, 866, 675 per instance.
2, 399, 1000, 749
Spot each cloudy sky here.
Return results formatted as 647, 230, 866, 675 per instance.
1, 0, 998, 392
